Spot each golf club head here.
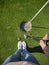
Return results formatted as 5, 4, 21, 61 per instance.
24, 21, 32, 32
20, 20, 32, 32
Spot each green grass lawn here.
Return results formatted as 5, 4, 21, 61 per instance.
0, 0, 49, 65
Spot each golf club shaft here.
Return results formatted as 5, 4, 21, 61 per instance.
28, 36, 48, 46
29, 0, 49, 22
27, 35, 41, 43
32, 37, 41, 43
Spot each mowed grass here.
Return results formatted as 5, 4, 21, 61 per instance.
0, 0, 49, 65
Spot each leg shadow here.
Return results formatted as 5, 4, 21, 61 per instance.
27, 45, 44, 54
26, 36, 44, 53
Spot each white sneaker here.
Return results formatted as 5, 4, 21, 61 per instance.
22, 41, 26, 49
18, 41, 22, 49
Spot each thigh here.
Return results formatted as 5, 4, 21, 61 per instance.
2, 49, 21, 65
22, 49, 39, 65
2, 55, 14, 65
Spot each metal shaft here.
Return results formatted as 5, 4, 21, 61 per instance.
29, 0, 49, 22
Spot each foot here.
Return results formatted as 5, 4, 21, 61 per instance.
43, 34, 49, 41
18, 41, 22, 49
40, 40, 46, 49
42, 34, 49, 46
22, 41, 27, 49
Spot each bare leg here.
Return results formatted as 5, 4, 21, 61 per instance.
39, 34, 49, 58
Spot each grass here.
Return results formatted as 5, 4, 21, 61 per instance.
0, 0, 49, 65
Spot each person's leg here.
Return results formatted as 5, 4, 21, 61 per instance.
40, 40, 49, 58
2, 49, 21, 65
2, 40, 22, 65
42, 34, 49, 45
39, 40, 46, 50
22, 49, 39, 65
22, 41, 39, 65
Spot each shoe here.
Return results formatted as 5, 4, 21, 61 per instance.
18, 41, 22, 49
22, 41, 27, 49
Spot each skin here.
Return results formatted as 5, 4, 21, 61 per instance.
39, 34, 49, 58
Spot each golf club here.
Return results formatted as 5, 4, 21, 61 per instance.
24, 34, 49, 45
24, 34, 41, 42
20, 0, 49, 32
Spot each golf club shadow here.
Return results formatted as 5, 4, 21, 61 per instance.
27, 45, 44, 53
33, 25, 49, 29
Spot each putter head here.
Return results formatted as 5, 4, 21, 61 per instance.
24, 21, 32, 32
20, 20, 32, 32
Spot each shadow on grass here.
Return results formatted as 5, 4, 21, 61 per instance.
27, 45, 44, 54
33, 25, 49, 29
26, 36, 49, 53
26, 36, 44, 54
